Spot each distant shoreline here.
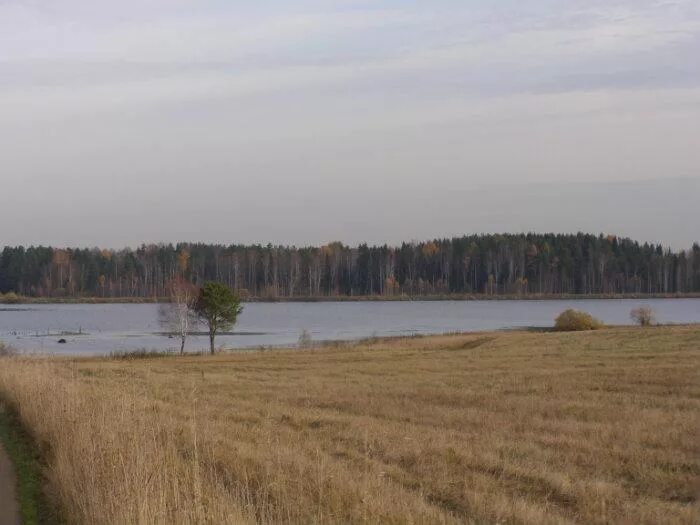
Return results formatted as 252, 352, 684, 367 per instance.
2, 292, 699, 305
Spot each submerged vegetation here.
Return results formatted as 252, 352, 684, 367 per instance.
0, 326, 697, 524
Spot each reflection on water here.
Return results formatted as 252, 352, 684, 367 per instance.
0, 299, 698, 355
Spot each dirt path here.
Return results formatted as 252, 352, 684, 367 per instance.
0, 442, 21, 525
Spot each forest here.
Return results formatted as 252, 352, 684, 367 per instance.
0, 233, 698, 299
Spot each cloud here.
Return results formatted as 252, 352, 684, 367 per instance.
0, 0, 698, 247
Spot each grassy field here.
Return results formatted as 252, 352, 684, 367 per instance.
0, 326, 698, 524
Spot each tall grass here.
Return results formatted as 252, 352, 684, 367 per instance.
0, 359, 250, 524
0, 326, 698, 524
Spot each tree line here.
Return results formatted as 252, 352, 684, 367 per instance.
1, 233, 698, 299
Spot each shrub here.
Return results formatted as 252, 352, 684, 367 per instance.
554, 309, 603, 331
108, 349, 171, 360
0, 292, 20, 304
0, 341, 18, 357
630, 306, 655, 326
298, 329, 313, 348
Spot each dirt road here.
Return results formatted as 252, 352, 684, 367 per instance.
0, 442, 20, 525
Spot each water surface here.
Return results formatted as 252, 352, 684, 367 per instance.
1, 299, 698, 355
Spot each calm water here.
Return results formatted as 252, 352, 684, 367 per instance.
0, 299, 698, 355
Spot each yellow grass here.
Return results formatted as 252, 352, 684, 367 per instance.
0, 326, 699, 524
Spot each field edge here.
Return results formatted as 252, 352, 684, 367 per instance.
0, 402, 56, 525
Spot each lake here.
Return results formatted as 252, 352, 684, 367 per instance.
1, 299, 698, 355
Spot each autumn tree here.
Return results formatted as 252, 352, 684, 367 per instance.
177, 247, 190, 276
52, 249, 71, 295
194, 282, 243, 355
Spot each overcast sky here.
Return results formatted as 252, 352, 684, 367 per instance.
1, 0, 698, 249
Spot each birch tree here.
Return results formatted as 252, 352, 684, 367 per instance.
160, 278, 198, 355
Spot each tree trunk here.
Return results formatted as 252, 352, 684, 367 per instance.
209, 330, 215, 355
180, 336, 186, 355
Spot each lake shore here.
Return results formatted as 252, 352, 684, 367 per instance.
0, 325, 697, 523
2, 291, 700, 305
3, 298, 699, 355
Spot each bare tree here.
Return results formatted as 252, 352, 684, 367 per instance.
298, 329, 313, 348
630, 306, 655, 327
160, 278, 198, 354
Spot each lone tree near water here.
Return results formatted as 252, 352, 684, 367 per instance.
195, 282, 243, 355
159, 278, 198, 355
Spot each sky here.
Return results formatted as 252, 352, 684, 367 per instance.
0, 0, 698, 249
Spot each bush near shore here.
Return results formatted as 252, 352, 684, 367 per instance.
554, 309, 604, 331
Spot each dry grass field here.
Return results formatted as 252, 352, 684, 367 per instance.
0, 326, 698, 524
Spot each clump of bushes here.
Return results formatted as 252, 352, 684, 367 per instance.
630, 306, 655, 326
108, 348, 172, 360
554, 309, 603, 331
0, 292, 21, 304
0, 341, 18, 357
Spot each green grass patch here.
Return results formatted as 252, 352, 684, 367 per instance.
0, 404, 55, 524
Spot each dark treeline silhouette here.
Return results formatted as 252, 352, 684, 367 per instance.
1, 234, 698, 299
